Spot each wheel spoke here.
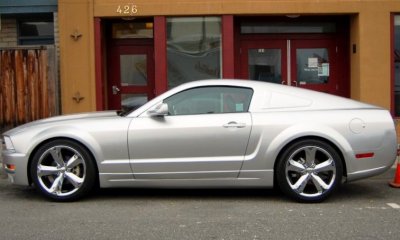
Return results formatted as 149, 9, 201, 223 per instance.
311, 173, 330, 191
49, 147, 65, 167
49, 174, 65, 194
287, 159, 305, 173
65, 172, 84, 188
305, 147, 317, 167
292, 174, 310, 193
314, 158, 335, 173
311, 175, 324, 193
37, 165, 60, 177
66, 154, 83, 169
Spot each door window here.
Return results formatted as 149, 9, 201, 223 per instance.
296, 48, 330, 85
164, 87, 253, 115
120, 54, 147, 86
248, 49, 282, 83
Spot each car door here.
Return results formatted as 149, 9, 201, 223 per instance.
128, 86, 253, 179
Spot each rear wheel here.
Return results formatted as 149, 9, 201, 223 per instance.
30, 139, 96, 201
276, 139, 343, 202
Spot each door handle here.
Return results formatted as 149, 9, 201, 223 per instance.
112, 85, 121, 95
223, 121, 246, 128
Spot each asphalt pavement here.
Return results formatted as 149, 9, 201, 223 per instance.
0, 158, 399, 240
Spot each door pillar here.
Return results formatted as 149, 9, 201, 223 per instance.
94, 17, 105, 110
154, 16, 167, 95
222, 15, 235, 79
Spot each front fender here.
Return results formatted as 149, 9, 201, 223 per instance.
9, 118, 132, 176
32, 126, 105, 164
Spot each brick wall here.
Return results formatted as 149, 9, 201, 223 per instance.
0, 16, 17, 47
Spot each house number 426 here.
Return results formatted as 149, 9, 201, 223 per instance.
116, 4, 138, 15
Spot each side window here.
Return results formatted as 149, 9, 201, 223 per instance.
18, 14, 55, 46
164, 86, 253, 116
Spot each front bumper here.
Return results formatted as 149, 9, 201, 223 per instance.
2, 150, 30, 186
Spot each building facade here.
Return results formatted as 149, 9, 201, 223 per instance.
58, 0, 400, 117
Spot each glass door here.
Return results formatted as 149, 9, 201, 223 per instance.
291, 39, 337, 93
108, 45, 155, 111
241, 38, 339, 95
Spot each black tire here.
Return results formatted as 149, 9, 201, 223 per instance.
30, 139, 96, 201
276, 139, 343, 203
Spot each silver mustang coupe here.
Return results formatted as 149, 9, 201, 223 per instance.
2, 80, 397, 202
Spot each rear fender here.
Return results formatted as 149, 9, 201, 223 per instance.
254, 123, 353, 172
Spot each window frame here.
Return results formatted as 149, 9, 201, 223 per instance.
17, 13, 54, 46
163, 86, 254, 116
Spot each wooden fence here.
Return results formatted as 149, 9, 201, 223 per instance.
0, 46, 58, 131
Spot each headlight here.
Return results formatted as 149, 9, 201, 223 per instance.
2, 136, 15, 150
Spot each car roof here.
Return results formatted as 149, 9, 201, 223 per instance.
130, 79, 380, 117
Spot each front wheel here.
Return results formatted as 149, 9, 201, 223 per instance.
30, 139, 96, 201
276, 139, 343, 202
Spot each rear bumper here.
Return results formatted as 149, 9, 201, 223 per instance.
345, 124, 397, 182
347, 165, 393, 182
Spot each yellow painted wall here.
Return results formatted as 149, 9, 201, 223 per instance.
356, 9, 392, 108
59, 0, 400, 113
59, 0, 96, 113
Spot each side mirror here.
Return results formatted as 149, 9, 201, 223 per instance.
147, 103, 169, 117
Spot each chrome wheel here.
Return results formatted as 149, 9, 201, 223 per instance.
37, 145, 86, 197
277, 139, 342, 202
31, 140, 96, 201
285, 146, 336, 197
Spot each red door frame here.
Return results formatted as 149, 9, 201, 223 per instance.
94, 17, 166, 111
94, 18, 104, 111
222, 15, 235, 79
107, 40, 155, 110
154, 16, 168, 95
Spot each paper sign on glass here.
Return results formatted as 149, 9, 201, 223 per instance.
236, 103, 244, 112
308, 58, 318, 68
318, 63, 330, 76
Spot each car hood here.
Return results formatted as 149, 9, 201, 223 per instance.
3, 111, 119, 136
